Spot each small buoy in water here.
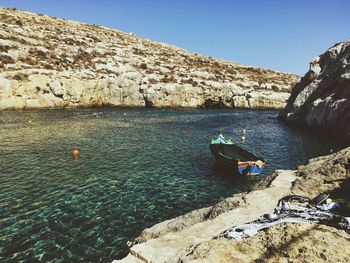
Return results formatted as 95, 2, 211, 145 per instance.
187, 128, 192, 133
242, 129, 246, 134
72, 149, 80, 158
240, 136, 246, 141
28, 120, 32, 124
123, 112, 127, 116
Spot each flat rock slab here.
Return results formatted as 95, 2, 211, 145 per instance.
114, 170, 296, 263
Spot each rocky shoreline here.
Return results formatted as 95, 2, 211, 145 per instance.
279, 40, 350, 140
1, 7, 349, 263
0, 8, 299, 110
116, 147, 350, 262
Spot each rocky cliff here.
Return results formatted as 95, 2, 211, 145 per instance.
0, 8, 299, 110
116, 147, 350, 262
279, 40, 350, 139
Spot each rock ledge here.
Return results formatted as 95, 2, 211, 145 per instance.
115, 147, 350, 262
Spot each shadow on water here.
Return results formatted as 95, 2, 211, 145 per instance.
281, 121, 350, 149
209, 163, 263, 192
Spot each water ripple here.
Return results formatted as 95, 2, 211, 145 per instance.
0, 108, 346, 262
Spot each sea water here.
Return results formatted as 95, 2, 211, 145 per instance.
0, 108, 345, 262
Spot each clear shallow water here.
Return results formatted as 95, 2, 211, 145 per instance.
0, 108, 346, 262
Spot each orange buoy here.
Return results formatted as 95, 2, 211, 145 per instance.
72, 149, 80, 158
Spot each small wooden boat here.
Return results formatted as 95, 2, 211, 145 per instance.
210, 134, 265, 176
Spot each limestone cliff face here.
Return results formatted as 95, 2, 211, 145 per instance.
279, 40, 350, 139
0, 8, 299, 110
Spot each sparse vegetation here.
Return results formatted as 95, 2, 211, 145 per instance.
133, 48, 145, 56
149, 78, 158, 84
181, 78, 198, 87
86, 34, 101, 43
161, 75, 177, 83
43, 64, 55, 70
0, 54, 15, 66
139, 63, 148, 69
0, 45, 10, 52
63, 37, 84, 46
226, 67, 237, 75
4, 34, 28, 44
19, 55, 37, 66
271, 85, 280, 92
0, 6, 299, 101
12, 73, 29, 81
29, 47, 47, 58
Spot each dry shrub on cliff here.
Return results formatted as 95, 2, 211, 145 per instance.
161, 75, 177, 83
86, 34, 101, 43
19, 55, 37, 66
48, 52, 59, 61
181, 78, 198, 87
63, 37, 85, 46
133, 48, 145, 56
73, 49, 100, 69
0, 13, 16, 25
226, 67, 237, 75
29, 47, 47, 59
103, 50, 116, 57
0, 45, 10, 53
43, 64, 55, 70
145, 68, 155, 74
139, 63, 148, 70
187, 57, 212, 70
12, 73, 29, 81
0, 54, 15, 66
212, 68, 221, 75
87, 24, 102, 31
239, 66, 263, 78
149, 78, 158, 84
15, 19, 23, 26
271, 85, 281, 92
5, 35, 28, 45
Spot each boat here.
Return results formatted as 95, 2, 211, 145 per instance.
210, 134, 265, 176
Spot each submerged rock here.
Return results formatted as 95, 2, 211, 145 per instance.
0, 8, 299, 110
279, 40, 350, 140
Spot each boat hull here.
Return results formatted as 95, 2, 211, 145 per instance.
210, 143, 265, 176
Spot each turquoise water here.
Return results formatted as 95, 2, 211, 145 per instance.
0, 108, 346, 262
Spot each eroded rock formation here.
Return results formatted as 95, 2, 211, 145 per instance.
279, 40, 350, 139
0, 8, 299, 109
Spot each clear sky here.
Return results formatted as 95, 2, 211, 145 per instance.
1, 0, 349, 75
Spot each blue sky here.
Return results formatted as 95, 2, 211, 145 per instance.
1, 0, 349, 75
